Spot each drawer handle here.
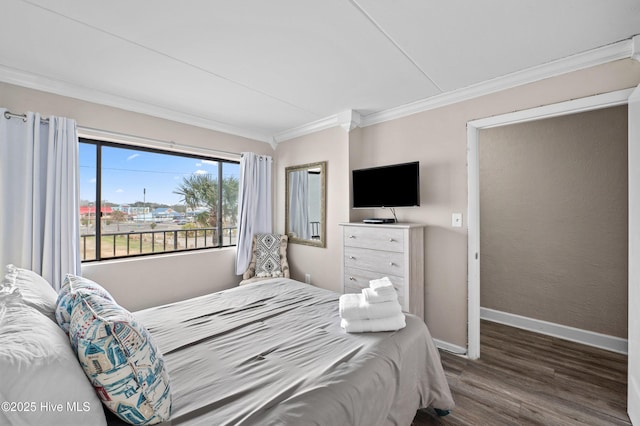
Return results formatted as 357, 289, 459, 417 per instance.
349, 256, 355, 260
348, 235, 355, 239
349, 276, 355, 281
389, 238, 395, 242
389, 262, 396, 266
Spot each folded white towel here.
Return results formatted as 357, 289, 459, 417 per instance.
338, 293, 361, 315
369, 276, 394, 291
339, 293, 402, 320
340, 313, 406, 333
362, 287, 398, 304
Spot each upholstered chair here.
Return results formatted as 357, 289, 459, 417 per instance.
239, 233, 290, 285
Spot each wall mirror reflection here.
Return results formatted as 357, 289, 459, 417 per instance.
285, 161, 326, 247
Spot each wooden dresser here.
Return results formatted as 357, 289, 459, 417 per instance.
339, 222, 425, 320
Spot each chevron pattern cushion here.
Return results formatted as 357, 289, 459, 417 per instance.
242, 234, 289, 280
255, 233, 283, 277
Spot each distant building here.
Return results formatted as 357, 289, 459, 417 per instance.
79, 205, 113, 218
112, 205, 149, 215
152, 208, 181, 222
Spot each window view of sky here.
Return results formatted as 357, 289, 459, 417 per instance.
79, 143, 239, 206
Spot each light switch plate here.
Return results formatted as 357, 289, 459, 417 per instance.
452, 213, 463, 228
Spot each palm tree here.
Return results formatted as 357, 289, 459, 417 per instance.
221, 176, 238, 227
173, 174, 239, 228
174, 174, 217, 227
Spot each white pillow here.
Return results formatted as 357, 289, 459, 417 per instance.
3, 264, 58, 321
0, 300, 107, 426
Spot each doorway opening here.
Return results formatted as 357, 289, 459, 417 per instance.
466, 88, 633, 359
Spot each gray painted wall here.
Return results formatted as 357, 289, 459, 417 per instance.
479, 105, 628, 338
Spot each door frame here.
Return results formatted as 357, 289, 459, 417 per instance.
466, 87, 634, 360
627, 85, 640, 425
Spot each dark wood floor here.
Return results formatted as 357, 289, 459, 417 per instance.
412, 320, 630, 426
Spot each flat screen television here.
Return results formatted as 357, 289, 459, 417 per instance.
352, 161, 420, 208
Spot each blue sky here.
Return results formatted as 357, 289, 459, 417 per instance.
79, 143, 239, 206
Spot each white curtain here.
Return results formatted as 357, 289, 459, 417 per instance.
0, 109, 80, 290
235, 152, 272, 274
289, 170, 310, 239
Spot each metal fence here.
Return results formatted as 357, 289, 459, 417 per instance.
81, 226, 237, 261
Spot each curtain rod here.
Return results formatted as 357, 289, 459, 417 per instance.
3, 110, 49, 123
3, 109, 241, 160
78, 126, 241, 160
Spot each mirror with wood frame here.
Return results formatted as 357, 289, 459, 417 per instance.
285, 161, 326, 247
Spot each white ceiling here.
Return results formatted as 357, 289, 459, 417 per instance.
1, 0, 639, 143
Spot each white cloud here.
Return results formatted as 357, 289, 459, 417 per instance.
127, 153, 140, 161
202, 160, 217, 165
115, 189, 124, 193
194, 170, 208, 175
89, 178, 97, 183
195, 162, 202, 167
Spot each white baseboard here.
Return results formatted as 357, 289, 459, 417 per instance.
480, 307, 628, 355
433, 338, 467, 356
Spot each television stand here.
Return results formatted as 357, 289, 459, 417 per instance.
363, 218, 396, 224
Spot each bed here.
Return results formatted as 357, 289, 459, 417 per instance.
129, 278, 454, 425
0, 266, 453, 426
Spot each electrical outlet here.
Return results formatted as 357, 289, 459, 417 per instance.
305, 273, 311, 284
452, 213, 463, 228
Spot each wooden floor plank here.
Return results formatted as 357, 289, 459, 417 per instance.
412, 320, 630, 425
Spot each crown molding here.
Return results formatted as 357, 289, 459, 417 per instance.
0, 64, 273, 144
272, 109, 361, 143
338, 109, 361, 132
2, 36, 636, 144
270, 37, 635, 141
360, 37, 636, 127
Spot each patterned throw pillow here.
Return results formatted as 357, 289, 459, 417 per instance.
252, 233, 289, 278
55, 274, 115, 334
69, 292, 172, 425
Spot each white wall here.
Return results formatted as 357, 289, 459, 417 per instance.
81, 248, 237, 311
275, 126, 350, 293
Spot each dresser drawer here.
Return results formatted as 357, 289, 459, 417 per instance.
343, 268, 405, 296
344, 246, 404, 277
343, 226, 404, 252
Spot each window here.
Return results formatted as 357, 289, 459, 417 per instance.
79, 139, 240, 262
